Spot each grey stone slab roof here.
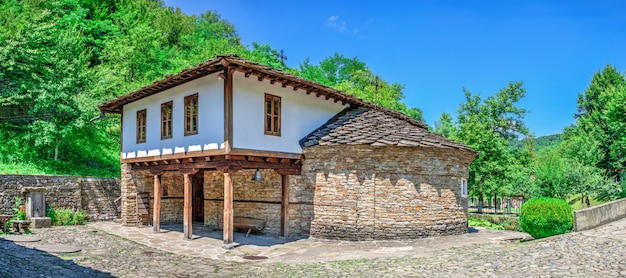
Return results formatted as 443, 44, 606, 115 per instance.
301, 107, 475, 153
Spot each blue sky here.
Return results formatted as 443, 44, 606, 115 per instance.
164, 0, 626, 137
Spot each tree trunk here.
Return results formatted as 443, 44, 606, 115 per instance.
494, 191, 498, 213
54, 140, 59, 161
478, 192, 484, 213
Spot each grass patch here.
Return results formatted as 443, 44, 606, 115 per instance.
0, 160, 119, 178
58, 253, 81, 260
468, 217, 504, 230
569, 196, 607, 211
468, 213, 521, 231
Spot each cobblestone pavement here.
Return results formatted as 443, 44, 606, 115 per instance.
1, 218, 626, 277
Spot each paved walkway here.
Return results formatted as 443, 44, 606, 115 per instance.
88, 222, 532, 264
1, 218, 626, 277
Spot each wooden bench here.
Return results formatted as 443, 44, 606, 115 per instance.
233, 217, 266, 237
11, 220, 31, 234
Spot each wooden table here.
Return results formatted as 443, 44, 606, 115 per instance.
0, 215, 15, 233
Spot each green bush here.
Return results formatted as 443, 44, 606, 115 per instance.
46, 207, 88, 226
519, 197, 573, 239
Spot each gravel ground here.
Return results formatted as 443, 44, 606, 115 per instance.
1, 224, 626, 277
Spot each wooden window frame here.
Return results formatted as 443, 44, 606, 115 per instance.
136, 109, 147, 144
264, 93, 281, 136
184, 93, 198, 136
161, 101, 173, 140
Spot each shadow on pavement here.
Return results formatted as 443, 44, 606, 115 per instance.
0, 237, 113, 277
159, 223, 305, 247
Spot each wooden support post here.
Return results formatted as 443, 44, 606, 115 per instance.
183, 173, 193, 240
223, 68, 234, 153
223, 170, 234, 244
152, 174, 162, 233
280, 174, 289, 237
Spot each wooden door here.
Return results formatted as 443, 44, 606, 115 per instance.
192, 173, 204, 223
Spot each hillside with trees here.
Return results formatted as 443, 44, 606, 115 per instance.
0, 0, 422, 177
1, 0, 625, 205
509, 134, 563, 152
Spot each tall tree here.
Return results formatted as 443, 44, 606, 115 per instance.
453, 81, 529, 211
433, 112, 455, 138
574, 65, 626, 171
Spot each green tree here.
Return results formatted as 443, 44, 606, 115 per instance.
574, 65, 626, 171
433, 112, 456, 138
454, 81, 529, 211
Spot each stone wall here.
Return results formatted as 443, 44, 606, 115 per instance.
0, 175, 120, 220
120, 166, 313, 237
303, 145, 475, 240
118, 144, 475, 240
574, 198, 626, 231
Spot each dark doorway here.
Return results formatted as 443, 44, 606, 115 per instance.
192, 172, 204, 223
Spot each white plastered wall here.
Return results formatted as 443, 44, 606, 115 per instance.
121, 74, 224, 159
232, 72, 348, 153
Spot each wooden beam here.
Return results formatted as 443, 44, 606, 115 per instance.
153, 174, 162, 233
149, 169, 165, 176
280, 174, 289, 238
246, 156, 266, 162
257, 75, 265, 81
183, 173, 193, 240
266, 157, 280, 163
274, 168, 301, 176
223, 170, 234, 245
224, 68, 234, 153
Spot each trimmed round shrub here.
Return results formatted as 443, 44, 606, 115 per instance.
519, 197, 573, 239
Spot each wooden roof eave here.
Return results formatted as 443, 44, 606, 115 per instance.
98, 60, 224, 114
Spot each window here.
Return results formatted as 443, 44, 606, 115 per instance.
136, 109, 147, 144
461, 178, 468, 197
161, 101, 173, 140
184, 93, 198, 136
264, 94, 281, 136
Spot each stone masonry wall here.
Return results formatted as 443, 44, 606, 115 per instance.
120, 166, 314, 237
304, 145, 475, 240
0, 175, 120, 220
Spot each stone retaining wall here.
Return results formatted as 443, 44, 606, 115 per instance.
0, 175, 120, 220
574, 198, 626, 231
304, 145, 474, 240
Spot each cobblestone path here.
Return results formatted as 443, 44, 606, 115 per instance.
1, 218, 626, 277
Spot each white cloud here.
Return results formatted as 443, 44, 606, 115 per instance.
326, 16, 339, 27
326, 15, 346, 32
326, 15, 364, 39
